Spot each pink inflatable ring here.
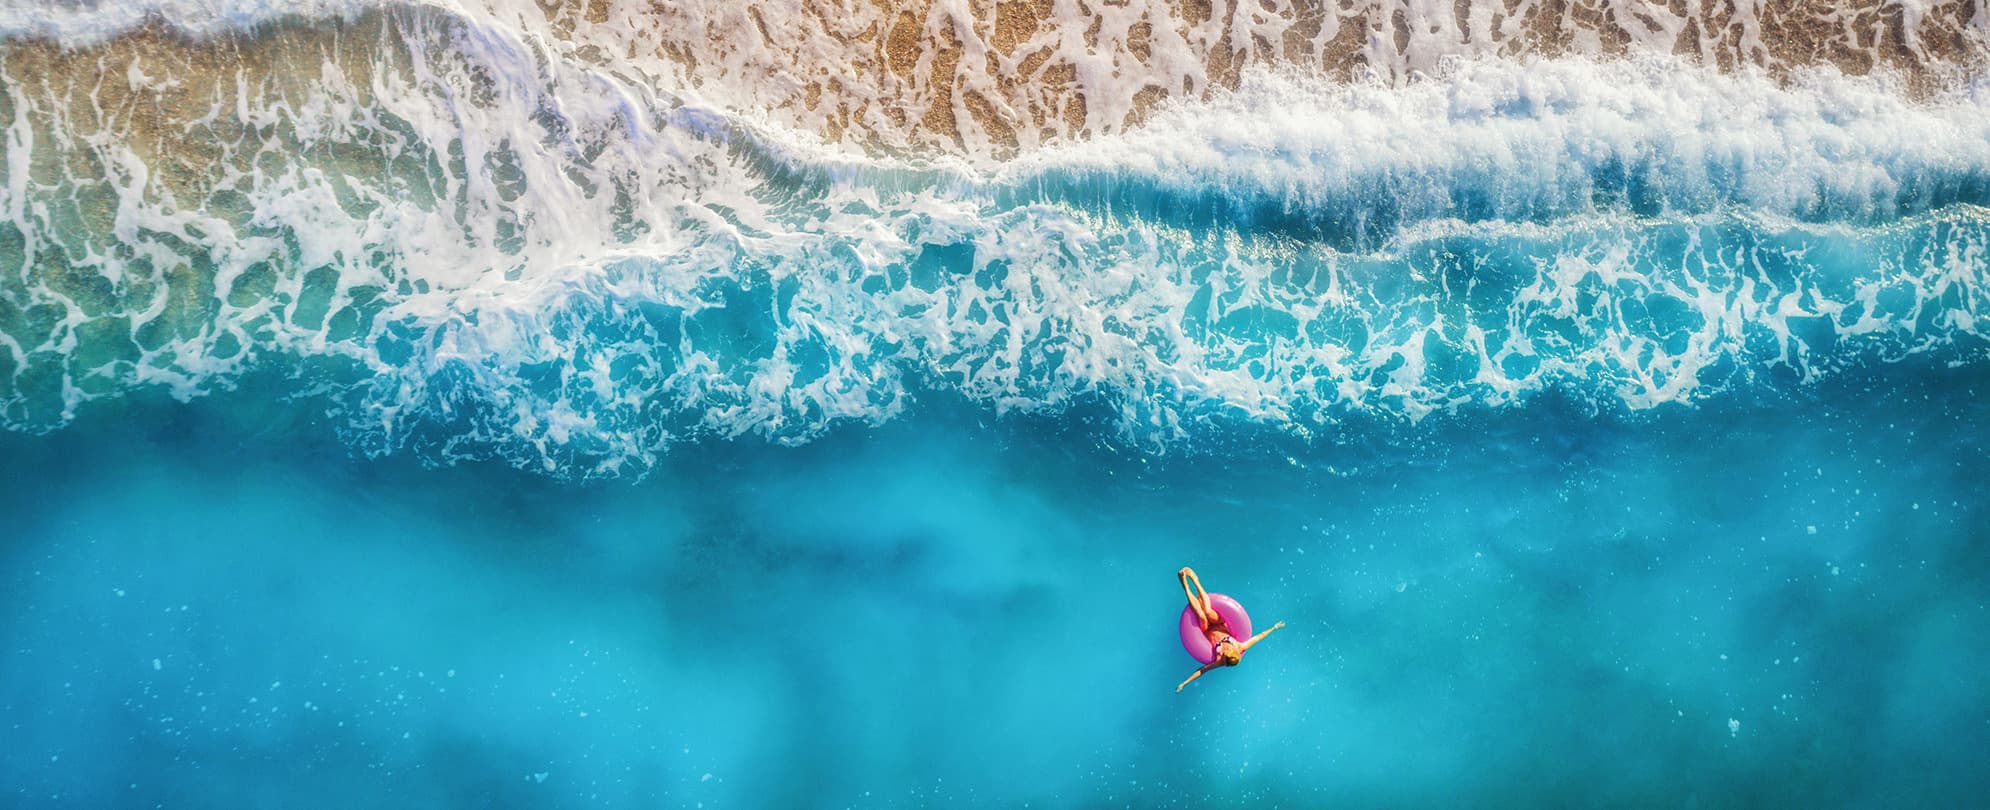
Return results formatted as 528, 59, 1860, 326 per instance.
1179, 593, 1253, 664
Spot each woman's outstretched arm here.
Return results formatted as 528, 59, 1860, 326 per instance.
1176, 662, 1218, 692
1239, 621, 1287, 651
1178, 567, 1215, 627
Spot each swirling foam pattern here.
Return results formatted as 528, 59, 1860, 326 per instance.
1, 5, 1987, 475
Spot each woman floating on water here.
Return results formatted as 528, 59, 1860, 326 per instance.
1176, 567, 1285, 692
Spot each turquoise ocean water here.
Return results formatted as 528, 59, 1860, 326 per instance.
3, 5, 1990, 806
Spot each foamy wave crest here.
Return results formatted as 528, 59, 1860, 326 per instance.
341, 208, 1990, 474
1002, 63, 1990, 247
2, 9, 1987, 475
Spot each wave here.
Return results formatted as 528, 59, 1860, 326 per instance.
1, 8, 1987, 475
329, 208, 1990, 476
997, 62, 1990, 247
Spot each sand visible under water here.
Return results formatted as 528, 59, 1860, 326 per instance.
9, 1, 1985, 160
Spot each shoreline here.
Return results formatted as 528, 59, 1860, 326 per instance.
5, 1, 1985, 160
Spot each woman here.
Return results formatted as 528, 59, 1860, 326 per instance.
1177, 566, 1285, 692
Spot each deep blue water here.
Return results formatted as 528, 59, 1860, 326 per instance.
4, 361, 1986, 807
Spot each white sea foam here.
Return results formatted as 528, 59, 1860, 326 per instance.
1006, 61, 1990, 238
0, 8, 1987, 475
0, 0, 371, 43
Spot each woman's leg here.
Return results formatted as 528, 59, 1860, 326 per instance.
1178, 567, 1215, 628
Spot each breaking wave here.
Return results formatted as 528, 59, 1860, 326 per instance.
1, 4, 1987, 475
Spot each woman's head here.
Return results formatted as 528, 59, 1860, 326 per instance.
1214, 639, 1244, 666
